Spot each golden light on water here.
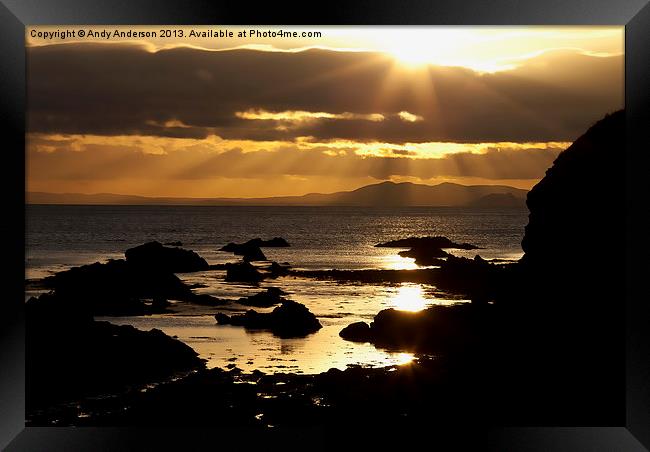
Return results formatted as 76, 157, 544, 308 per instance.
383, 253, 419, 270
391, 285, 428, 312
394, 352, 416, 366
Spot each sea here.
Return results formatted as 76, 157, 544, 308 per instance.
25, 205, 529, 375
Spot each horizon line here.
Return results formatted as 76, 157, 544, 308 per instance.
27, 179, 530, 201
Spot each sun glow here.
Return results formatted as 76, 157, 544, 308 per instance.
384, 253, 419, 270
391, 285, 429, 312
394, 352, 416, 366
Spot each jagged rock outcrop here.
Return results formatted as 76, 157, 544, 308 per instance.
125, 241, 209, 273
237, 287, 288, 307
340, 304, 489, 352
376, 236, 480, 266
26, 294, 205, 411
503, 110, 626, 424
521, 110, 625, 271
219, 237, 290, 262
41, 259, 194, 315
224, 261, 263, 283
39, 243, 218, 315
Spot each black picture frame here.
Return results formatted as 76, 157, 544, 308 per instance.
1, 1, 648, 450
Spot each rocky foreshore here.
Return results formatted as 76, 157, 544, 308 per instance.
26, 294, 206, 414
28, 355, 493, 429
25, 108, 628, 432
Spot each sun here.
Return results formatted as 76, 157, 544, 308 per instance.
383, 35, 445, 67
373, 28, 517, 72
371, 28, 477, 68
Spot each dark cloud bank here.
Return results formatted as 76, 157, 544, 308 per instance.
27, 43, 623, 143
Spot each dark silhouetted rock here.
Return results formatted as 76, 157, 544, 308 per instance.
221, 237, 290, 250
214, 312, 231, 324
219, 242, 266, 261
41, 259, 194, 315
398, 248, 448, 265
125, 241, 209, 273
498, 109, 627, 424
340, 304, 489, 353
219, 237, 290, 261
268, 261, 291, 278
163, 241, 183, 247
219, 242, 239, 252
238, 287, 287, 307
37, 241, 222, 316
26, 295, 205, 411
215, 300, 322, 338
293, 268, 438, 284
224, 261, 263, 283
375, 236, 480, 250
243, 246, 266, 262
339, 321, 371, 342
377, 236, 479, 267
435, 255, 499, 300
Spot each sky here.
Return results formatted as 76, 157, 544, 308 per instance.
26, 26, 624, 197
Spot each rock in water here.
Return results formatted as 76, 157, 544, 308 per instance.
339, 304, 487, 353
268, 261, 291, 278
221, 237, 290, 250
241, 245, 267, 262
41, 259, 195, 315
225, 261, 263, 283
269, 300, 322, 337
125, 241, 209, 273
398, 248, 448, 265
219, 242, 267, 261
375, 236, 479, 250
376, 236, 479, 267
238, 287, 287, 307
215, 300, 321, 338
219, 237, 290, 261
339, 322, 371, 342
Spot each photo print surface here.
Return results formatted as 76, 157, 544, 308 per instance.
25, 26, 625, 428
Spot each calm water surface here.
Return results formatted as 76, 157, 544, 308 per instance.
27, 205, 528, 374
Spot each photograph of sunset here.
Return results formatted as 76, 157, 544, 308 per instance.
25, 26, 626, 429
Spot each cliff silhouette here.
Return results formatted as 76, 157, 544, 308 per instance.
499, 110, 626, 424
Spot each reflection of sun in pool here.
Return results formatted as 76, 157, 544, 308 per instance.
395, 352, 415, 366
391, 285, 428, 311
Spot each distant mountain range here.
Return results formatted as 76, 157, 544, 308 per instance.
27, 181, 528, 207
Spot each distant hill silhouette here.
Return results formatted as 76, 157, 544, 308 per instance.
28, 181, 527, 207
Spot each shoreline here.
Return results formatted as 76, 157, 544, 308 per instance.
25, 237, 491, 426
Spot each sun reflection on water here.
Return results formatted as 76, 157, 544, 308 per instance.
395, 352, 415, 366
383, 253, 419, 270
390, 284, 428, 311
